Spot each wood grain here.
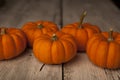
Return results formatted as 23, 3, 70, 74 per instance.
0, 49, 62, 80
64, 54, 120, 80
0, 0, 61, 28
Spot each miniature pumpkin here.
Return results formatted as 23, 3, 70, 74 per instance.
22, 21, 59, 48
61, 11, 101, 51
0, 27, 27, 60
87, 29, 120, 69
33, 31, 77, 64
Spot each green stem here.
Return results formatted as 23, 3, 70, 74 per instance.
108, 28, 113, 42
79, 11, 87, 28
38, 24, 43, 28
1, 28, 6, 35
51, 34, 57, 41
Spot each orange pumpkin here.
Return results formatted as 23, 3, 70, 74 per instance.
0, 27, 27, 60
87, 29, 120, 69
33, 31, 77, 64
61, 11, 101, 51
22, 21, 59, 48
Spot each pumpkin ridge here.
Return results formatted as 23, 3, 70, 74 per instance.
33, 39, 40, 60
62, 27, 77, 36
89, 39, 101, 64
10, 34, 24, 55
76, 29, 88, 51
60, 38, 76, 62
74, 28, 78, 41
103, 41, 109, 68
106, 42, 119, 68
2, 35, 16, 59
59, 40, 66, 62
84, 25, 96, 32
34, 36, 50, 42
114, 33, 120, 44
1, 36, 4, 59
112, 42, 120, 68
87, 35, 101, 60
14, 31, 27, 49
53, 41, 59, 63
83, 24, 100, 33
83, 28, 89, 38
9, 34, 17, 57
84, 27, 92, 39
40, 39, 52, 63
102, 34, 110, 67
114, 34, 120, 41
71, 24, 78, 28
50, 41, 53, 63
106, 42, 112, 68
95, 40, 107, 67
63, 24, 78, 28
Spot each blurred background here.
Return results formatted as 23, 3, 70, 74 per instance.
0, 0, 120, 31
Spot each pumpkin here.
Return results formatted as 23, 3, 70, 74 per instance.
0, 27, 27, 60
87, 29, 120, 69
22, 21, 59, 48
33, 31, 77, 64
61, 11, 101, 51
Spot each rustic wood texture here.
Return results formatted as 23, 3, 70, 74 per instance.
0, 0, 120, 80
64, 54, 120, 80
0, 0, 61, 28
0, 49, 62, 80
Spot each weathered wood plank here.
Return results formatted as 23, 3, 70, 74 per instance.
0, 49, 62, 80
62, 0, 120, 31
0, 0, 61, 28
64, 54, 120, 80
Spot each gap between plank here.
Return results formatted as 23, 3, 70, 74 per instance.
60, 0, 63, 29
62, 64, 64, 80
59, 0, 64, 80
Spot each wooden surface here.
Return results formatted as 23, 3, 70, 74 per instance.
64, 54, 120, 80
0, 0, 120, 80
0, 50, 62, 80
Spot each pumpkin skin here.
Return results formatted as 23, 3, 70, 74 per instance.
33, 31, 77, 64
87, 29, 120, 69
61, 11, 101, 51
62, 23, 101, 51
22, 21, 59, 48
0, 28, 27, 60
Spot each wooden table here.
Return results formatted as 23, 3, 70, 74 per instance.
0, 0, 120, 80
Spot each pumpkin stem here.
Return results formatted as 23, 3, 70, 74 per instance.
1, 28, 6, 35
79, 11, 87, 28
38, 24, 43, 28
51, 34, 57, 41
108, 28, 114, 42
